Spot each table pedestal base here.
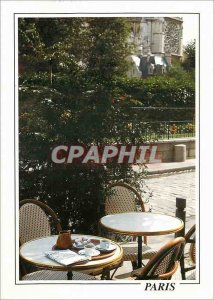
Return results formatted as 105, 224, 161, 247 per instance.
137, 236, 142, 268
67, 271, 73, 280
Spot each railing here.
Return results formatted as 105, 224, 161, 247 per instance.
139, 120, 195, 140
130, 106, 195, 141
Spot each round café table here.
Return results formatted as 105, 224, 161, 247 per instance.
20, 234, 123, 280
100, 212, 184, 268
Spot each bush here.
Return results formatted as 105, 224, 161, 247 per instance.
116, 69, 195, 121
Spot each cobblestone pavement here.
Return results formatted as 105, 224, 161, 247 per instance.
144, 170, 196, 226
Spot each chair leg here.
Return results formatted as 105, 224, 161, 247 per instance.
132, 261, 138, 270
110, 267, 119, 279
180, 255, 186, 280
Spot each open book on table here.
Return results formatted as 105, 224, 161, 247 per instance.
45, 250, 91, 266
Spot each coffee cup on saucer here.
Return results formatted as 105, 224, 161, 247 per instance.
100, 239, 110, 250
84, 244, 94, 256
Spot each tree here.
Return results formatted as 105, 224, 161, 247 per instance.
19, 18, 150, 234
182, 40, 195, 72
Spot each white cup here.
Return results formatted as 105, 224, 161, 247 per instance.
100, 239, 110, 250
84, 245, 94, 256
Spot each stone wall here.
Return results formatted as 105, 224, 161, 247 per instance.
148, 138, 195, 162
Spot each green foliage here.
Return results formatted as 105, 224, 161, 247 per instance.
19, 18, 150, 234
116, 69, 195, 121
182, 40, 195, 73
19, 18, 195, 233
86, 18, 131, 82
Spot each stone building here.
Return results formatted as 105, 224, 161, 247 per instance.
127, 17, 183, 78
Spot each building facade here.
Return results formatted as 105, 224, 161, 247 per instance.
127, 17, 183, 77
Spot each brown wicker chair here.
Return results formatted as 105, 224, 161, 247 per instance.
180, 225, 196, 280
104, 183, 156, 268
19, 199, 62, 245
131, 237, 185, 280
21, 270, 96, 281
19, 199, 96, 280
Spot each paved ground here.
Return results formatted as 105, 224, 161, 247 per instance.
112, 170, 196, 280
144, 170, 196, 229
145, 159, 195, 175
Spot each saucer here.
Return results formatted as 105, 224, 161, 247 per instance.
78, 249, 100, 257
73, 241, 95, 249
73, 243, 85, 249
95, 244, 117, 253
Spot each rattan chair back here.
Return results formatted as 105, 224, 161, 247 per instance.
185, 225, 196, 265
189, 242, 195, 264
105, 182, 145, 215
134, 237, 185, 280
180, 224, 196, 279
19, 199, 62, 245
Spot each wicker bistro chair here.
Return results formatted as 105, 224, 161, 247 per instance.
22, 270, 96, 281
19, 199, 96, 281
19, 199, 62, 245
180, 225, 196, 280
104, 183, 156, 268
131, 237, 185, 280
